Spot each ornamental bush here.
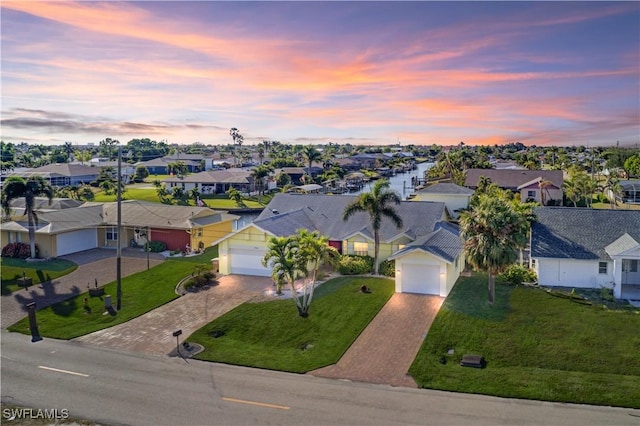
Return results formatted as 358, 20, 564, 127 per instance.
1, 242, 34, 259
338, 255, 374, 275
499, 264, 537, 286
379, 259, 395, 277
145, 240, 167, 253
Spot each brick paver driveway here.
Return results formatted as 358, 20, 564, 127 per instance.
74, 275, 274, 356
310, 293, 443, 388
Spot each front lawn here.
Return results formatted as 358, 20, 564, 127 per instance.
7, 260, 199, 339
1, 258, 77, 295
409, 274, 640, 408
189, 277, 394, 373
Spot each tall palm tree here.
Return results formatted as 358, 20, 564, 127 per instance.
343, 179, 403, 275
459, 193, 527, 304
262, 236, 307, 317
302, 146, 322, 177
538, 179, 554, 206
251, 165, 271, 204
1, 176, 53, 259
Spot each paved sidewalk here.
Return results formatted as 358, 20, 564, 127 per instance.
74, 275, 274, 356
1, 248, 164, 328
309, 293, 443, 388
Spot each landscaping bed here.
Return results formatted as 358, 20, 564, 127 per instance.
409, 274, 640, 408
188, 277, 394, 373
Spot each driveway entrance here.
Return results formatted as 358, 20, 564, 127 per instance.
310, 293, 443, 388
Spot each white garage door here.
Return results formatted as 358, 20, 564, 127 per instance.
401, 263, 440, 295
229, 248, 271, 276
56, 229, 98, 256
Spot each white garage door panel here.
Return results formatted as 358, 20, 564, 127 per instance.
229, 248, 271, 276
401, 264, 440, 295
56, 229, 98, 256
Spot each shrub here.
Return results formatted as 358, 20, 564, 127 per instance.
184, 271, 216, 290
145, 240, 167, 253
379, 259, 395, 277
338, 255, 374, 275
1, 242, 34, 259
499, 264, 537, 285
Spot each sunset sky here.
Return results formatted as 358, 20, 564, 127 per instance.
1, 1, 638, 147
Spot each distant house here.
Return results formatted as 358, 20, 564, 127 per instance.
0, 200, 238, 257
464, 169, 563, 205
212, 194, 463, 296
273, 167, 323, 185
162, 169, 263, 194
412, 182, 474, 219
530, 207, 640, 300
3, 164, 101, 187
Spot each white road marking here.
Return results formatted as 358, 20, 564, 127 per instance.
38, 365, 89, 377
222, 397, 290, 410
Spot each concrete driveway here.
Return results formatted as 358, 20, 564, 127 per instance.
74, 275, 274, 356
310, 293, 444, 388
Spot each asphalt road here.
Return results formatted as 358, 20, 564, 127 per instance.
1, 331, 638, 426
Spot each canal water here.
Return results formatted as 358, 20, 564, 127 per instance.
235, 161, 435, 227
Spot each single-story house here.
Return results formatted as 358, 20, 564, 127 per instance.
530, 207, 640, 300
163, 169, 266, 194
0, 199, 238, 257
464, 169, 563, 205
213, 194, 463, 296
3, 164, 102, 187
273, 167, 323, 185
412, 182, 474, 219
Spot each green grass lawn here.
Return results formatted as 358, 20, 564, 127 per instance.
409, 274, 640, 408
169, 246, 219, 264
94, 187, 266, 209
7, 260, 202, 338
189, 276, 394, 373
1, 258, 78, 295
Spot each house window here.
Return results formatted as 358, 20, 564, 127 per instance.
598, 262, 608, 274
527, 190, 536, 198
196, 228, 203, 238
353, 242, 368, 256
623, 259, 638, 273
106, 227, 118, 241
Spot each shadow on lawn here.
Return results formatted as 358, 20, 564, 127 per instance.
444, 275, 511, 321
12, 279, 82, 318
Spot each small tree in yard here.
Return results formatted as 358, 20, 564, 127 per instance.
262, 236, 306, 316
262, 230, 337, 317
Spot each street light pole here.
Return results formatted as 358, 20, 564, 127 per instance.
116, 144, 122, 311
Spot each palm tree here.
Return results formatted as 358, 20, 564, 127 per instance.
1, 176, 53, 259
459, 193, 528, 304
296, 229, 339, 316
262, 236, 307, 317
225, 187, 246, 208
343, 179, 403, 275
538, 179, 554, 206
251, 165, 271, 204
302, 146, 322, 177
230, 127, 243, 167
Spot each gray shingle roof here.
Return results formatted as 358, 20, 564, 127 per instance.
530, 207, 640, 260
418, 182, 474, 195
254, 193, 446, 242
390, 222, 462, 262
465, 169, 563, 190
